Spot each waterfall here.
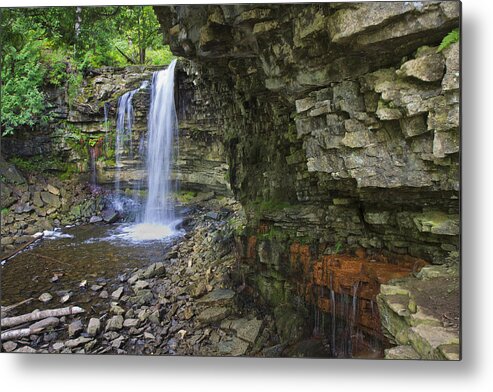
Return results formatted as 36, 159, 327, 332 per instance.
142, 59, 178, 225
113, 80, 148, 209
123, 59, 180, 241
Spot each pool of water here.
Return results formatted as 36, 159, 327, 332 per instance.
1, 223, 181, 315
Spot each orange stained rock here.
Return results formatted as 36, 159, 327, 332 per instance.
247, 236, 257, 259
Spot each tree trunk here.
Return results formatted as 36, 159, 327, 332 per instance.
1, 317, 60, 341
139, 47, 146, 64
1, 306, 84, 328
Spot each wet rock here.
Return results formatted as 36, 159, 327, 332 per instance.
105, 315, 124, 331
65, 336, 92, 349
205, 211, 219, 220
197, 306, 230, 324
101, 208, 119, 223
111, 286, 124, 300
89, 216, 103, 223
274, 304, 311, 345
38, 292, 53, 303
2, 341, 17, 352
87, 318, 101, 337
60, 293, 72, 304
68, 319, 84, 338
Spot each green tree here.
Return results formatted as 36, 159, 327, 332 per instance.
1, 6, 174, 136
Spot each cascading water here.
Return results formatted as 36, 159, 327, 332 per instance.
124, 59, 180, 241
112, 80, 148, 210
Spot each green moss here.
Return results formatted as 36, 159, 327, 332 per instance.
251, 198, 291, 215
227, 215, 247, 236
8, 155, 75, 177
176, 190, 197, 203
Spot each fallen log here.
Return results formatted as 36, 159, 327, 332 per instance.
1, 298, 34, 315
0, 236, 40, 263
1, 317, 60, 341
1, 327, 32, 341
1, 306, 84, 328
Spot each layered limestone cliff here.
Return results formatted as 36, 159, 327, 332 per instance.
154, 2, 460, 358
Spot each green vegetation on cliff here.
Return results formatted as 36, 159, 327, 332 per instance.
0, 6, 174, 136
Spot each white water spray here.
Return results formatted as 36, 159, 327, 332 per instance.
126, 59, 179, 240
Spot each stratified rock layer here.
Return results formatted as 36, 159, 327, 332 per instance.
154, 2, 460, 358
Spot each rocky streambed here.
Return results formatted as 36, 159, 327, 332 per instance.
0, 196, 288, 357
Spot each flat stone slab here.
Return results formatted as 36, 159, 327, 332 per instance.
123, 318, 140, 328
217, 337, 249, 356
65, 336, 92, 349
196, 289, 235, 306
105, 315, 124, 331
408, 324, 459, 359
231, 318, 263, 344
111, 287, 124, 300
385, 345, 420, 360
197, 306, 230, 324
439, 344, 460, 361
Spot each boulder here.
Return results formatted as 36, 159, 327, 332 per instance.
68, 319, 84, 337
65, 336, 92, 349
231, 318, 263, 344
39, 292, 53, 303
111, 287, 124, 300
398, 50, 445, 82
196, 306, 230, 324
105, 315, 124, 331
40, 192, 61, 208
101, 208, 119, 223
87, 318, 101, 336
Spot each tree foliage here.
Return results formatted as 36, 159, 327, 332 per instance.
1, 6, 174, 136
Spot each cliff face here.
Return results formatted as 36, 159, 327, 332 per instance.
154, 2, 460, 356
1, 65, 230, 196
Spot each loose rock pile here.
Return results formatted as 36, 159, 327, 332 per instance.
1, 198, 280, 356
